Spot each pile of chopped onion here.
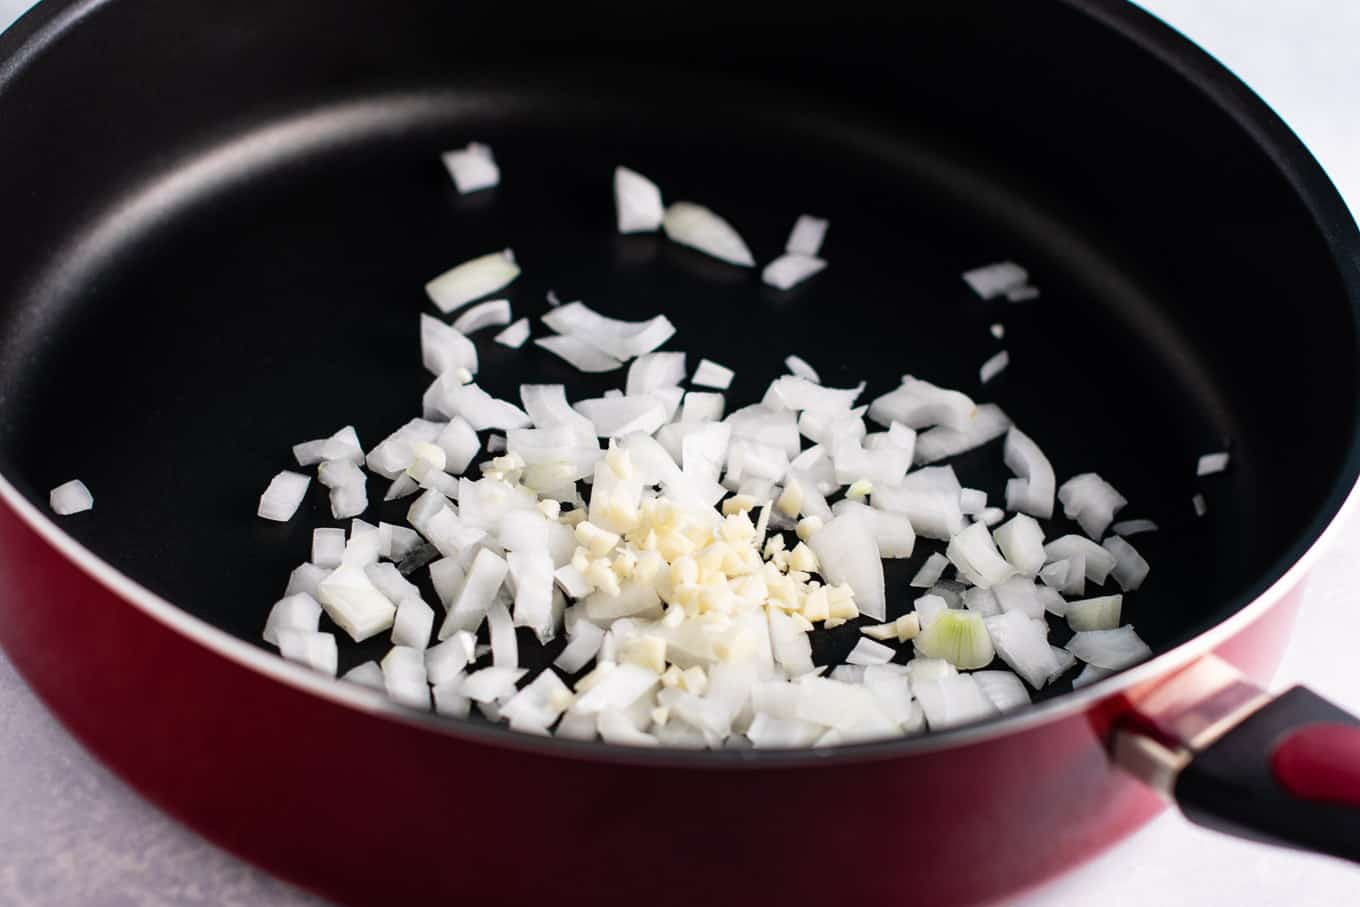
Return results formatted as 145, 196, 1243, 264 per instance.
254, 155, 1162, 749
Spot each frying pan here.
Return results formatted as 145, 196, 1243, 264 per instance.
0, 0, 1358, 903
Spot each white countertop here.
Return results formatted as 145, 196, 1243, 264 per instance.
1, 1, 1358, 904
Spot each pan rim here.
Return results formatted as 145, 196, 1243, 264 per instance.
0, 0, 1358, 768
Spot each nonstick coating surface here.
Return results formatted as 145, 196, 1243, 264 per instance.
0, 0, 1355, 722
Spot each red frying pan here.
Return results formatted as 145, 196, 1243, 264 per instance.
0, 0, 1358, 904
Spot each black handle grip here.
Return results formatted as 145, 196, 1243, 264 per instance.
1174, 685, 1360, 862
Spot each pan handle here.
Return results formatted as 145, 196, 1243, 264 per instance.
1113, 656, 1360, 863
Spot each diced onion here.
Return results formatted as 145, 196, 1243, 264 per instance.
913, 610, 994, 669
1065, 594, 1122, 632
762, 253, 826, 290
913, 403, 1010, 465
276, 629, 338, 676
441, 142, 499, 194
785, 214, 828, 256
846, 637, 896, 666
263, 593, 322, 646
1003, 428, 1055, 519
614, 166, 665, 233
692, 359, 735, 390
1065, 626, 1153, 670
661, 201, 754, 267
495, 317, 531, 348
425, 250, 520, 315
1197, 451, 1230, 476
541, 302, 676, 361
1111, 518, 1158, 537
50, 479, 94, 516
452, 298, 512, 335
910, 552, 950, 588
783, 354, 820, 383
1102, 536, 1150, 591
962, 261, 1028, 299
868, 376, 975, 432
1057, 473, 1127, 539
258, 471, 310, 522
979, 350, 1009, 384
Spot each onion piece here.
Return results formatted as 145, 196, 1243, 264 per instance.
311, 528, 346, 569
1065, 594, 1122, 631
962, 261, 1028, 299
426, 630, 477, 686
462, 666, 528, 703
984, 610, 1059, 689
681, 391, 725, 423
779, 355, 820, 387
831, 500, 915, 558
1197, 451, 1230, 476
962, 488, 986, 517
501, 670, 573, 732
846, 637, 896, 666
963, 587, 1000, 617
614, 166, 664, 234
946, 521, 1016, 589
317, 564, 397, 641
872, 466, 967, 541
868, 376, 976, 431
746, 713, 823, 748
293, 425, 364, 467
991, 576, 1047, 619
391, 597, 435, 650
451, 298, 512, 335
1112, 518, 1159, 537
575, 663, 660, 713
555, 618, 606, 673
1193, 493, 1207, 516
993, 513, 1046, 575
574, 395, 667, 438
979, 350, 1009, 384
263, 593, 322, 646
541, 302, 676, 362
440, 548, 509, 638
785, 214, 828, 256
441, 142, 499, 194
366, 418, 445, 479
420, 314, 480, 378
1003, 427, 1055, 519
382, 646, 431, 709
508, 550, 555, 641
973, 670, 1031, 712
1072, 663, 1115, 688
486, 601, 519, 668
910, 553, 950, 588
276, 629, 338, 676
284, 563, 327, 599
914, 610, 994, 669
1044, 535, 1116, 585
626, 351, 687, 396
1007, 285, 1039, 302
45, 477, 93, 515
341, 661, 385, 690
494, 318, 531, 349
425, 250, 520, 315
432, 381, 531, 431
913, 594, 948, 630
913, 403, 1011, 465
692, 359, 734, 390
768, 608, 815, 675
807, 510, 886, 620
1102, 536, 1150, 591
990, 323, 1005, 340
1057, 473, 1127, 539
661, 201, 754, 267
913, 674, 996, 729
258, 471, 310, 521
1065, 625, 1153, 670
762, 253, 826, 290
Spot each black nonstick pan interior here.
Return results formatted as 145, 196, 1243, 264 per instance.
0, 0, 1355, 717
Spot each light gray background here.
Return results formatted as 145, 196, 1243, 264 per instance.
1, 1, 1358, 904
